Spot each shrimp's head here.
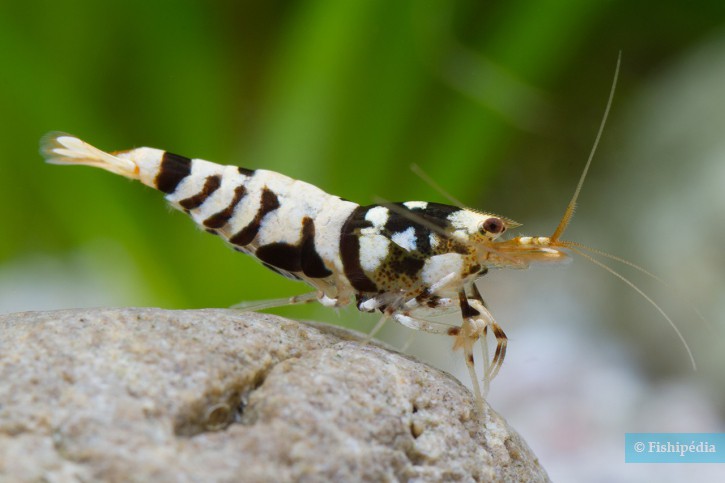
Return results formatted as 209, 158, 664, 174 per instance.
449, 211, 568, 269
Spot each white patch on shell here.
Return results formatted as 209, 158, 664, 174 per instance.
359, 235, 390, 272
403, 201, 428, 210
422, 253, 464, 292
391, 226, 417, 252
365, 206, 389, 228
447, 209, 487, 234
257, 176, 327, 246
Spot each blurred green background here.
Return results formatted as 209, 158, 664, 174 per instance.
2, 1, 725, 481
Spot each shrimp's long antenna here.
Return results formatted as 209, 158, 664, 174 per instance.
563, 241, 662, 282
565, 240, 709, 328
551, 52, 621, 243
568, 246, 697, 371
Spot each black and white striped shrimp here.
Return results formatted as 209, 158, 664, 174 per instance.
39, 60, 696, 409
40, 131, 527, 403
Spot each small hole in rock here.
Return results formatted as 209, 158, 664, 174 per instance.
173, 369, 270, 437
204, 403, 232, 431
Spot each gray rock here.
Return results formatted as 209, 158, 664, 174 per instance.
0, 308, 549, 482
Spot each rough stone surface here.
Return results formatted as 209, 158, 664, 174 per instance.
0, 308, 549, 482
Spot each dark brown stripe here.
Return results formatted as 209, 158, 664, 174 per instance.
339, 205, 378, 293
257, 243, 300, 272
179, 175, 222, 210
467, 284, 488, 307
459, 291, 480, 318
492, 325, 507, 340
256, 217, 331, 278
254, 243, 302, 272
229, 187, 280, 246
299, 217, 332, 278
203, 184, 247, 229
238, 166, 256, 177
156, 152, 192, 194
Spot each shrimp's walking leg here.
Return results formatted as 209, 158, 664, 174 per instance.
466, 285, 508, 384
452, 291, 487, 410
232, 291, 318, 312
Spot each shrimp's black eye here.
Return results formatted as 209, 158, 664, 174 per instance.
481, 217, 505, 234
